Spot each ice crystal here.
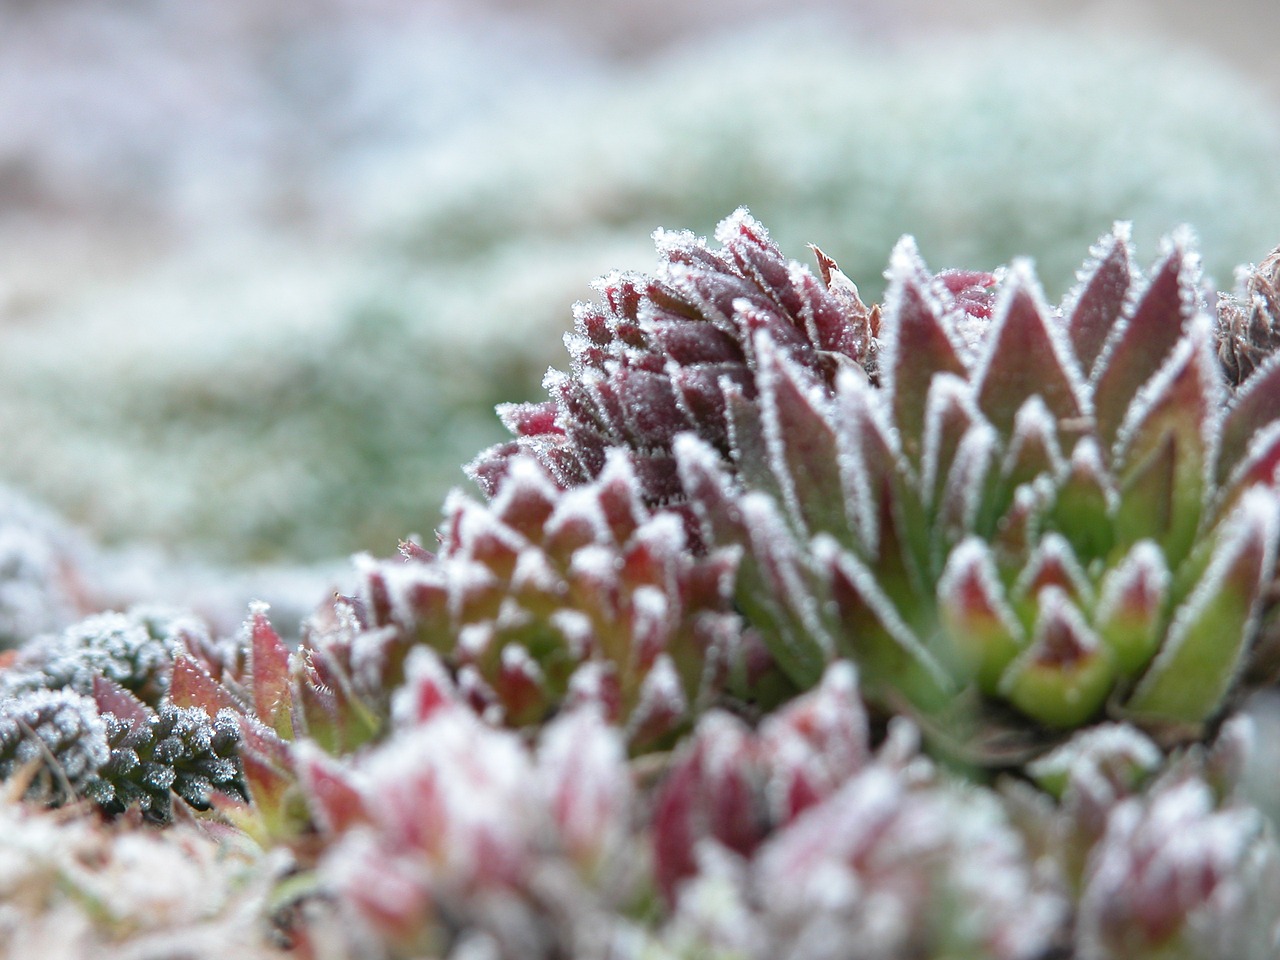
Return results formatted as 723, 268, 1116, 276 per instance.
0, 689, 108, 803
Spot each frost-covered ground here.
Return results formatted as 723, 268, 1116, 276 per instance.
0, 0, 1278, 577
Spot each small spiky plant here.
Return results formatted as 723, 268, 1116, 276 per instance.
0, 606, 245, 820
479, 211, 1280, 764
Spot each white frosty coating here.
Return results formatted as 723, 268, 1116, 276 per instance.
1062, 435, 1119, 511
1129, 485, 1279, 707
1026, 722, 1161, 796
973, 258, 1092, 418
936, 537, 1025, 643
567, 544, 619, 587
753, 763, 1061, 960
1094, 540, 1170, 627
512, 547, 565, 598
369, 556, 448, 633
1077, 776, 1274, 957
712, 206, 765, 249
0, 688, 109, 784
1012, 531, 1096, 608
755, 331, 835, 537
879, 236, 973, 410
536, 706, 631, 867
834, 368, 902, 557
630, 584, 672, 651
1218, 420, 1280, 518
490, 455, 560, 522
1085, 231, 1192, 391
356, 707, 535, 885
545, 482, 616, 549
940, 420, 998, 537
629, 652, 687, 736
741, 493, 836, 661
918, 371, 979, 494
1001, 586, 1101, 689
788, 261, 826, 348
500, 643, 543, 685
549, 609, 595, 659
1059, 222, 1136, 347
633, 510, 687, 567
390, 646, 457, 728
812, 534, 952, 693
1001, 396, 1067, 485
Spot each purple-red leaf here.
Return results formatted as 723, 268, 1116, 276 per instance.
882, 241, 968, 464
1093, 243, 1198, 447
974, 272, 1085, 438
1066, 225, 1133, 376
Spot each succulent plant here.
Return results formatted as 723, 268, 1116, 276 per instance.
356, 451, 784, 750
1218, 244, 1280, 387
649, 663, 1067, 960
0, 688, 110, 804
0, 606, 246, 820
483, 211, 1280, 764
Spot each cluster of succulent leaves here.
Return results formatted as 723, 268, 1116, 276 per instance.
2, 211, 1280, 959
0, 606, 245, 821
475, 210, 1280, 765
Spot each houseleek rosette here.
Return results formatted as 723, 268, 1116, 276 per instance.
482, 211, 1280, 763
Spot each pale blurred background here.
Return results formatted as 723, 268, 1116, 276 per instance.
0, 0, 1277, 619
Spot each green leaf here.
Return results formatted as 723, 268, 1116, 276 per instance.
936, 538, 1026, 693
755, 335, 849, 541
817, 536, 954, 715
1125, 488, 1278, 724
1112, 333, 1220, 567
999, 588, 1115, 729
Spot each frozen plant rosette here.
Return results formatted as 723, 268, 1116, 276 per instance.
478, 210, 1280, 765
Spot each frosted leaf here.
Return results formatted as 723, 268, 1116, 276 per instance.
1216, 419, 1280, 520
0, 689, 109, 798
512, 547, 565, 599
816, 535, 953, 706
972, 260, 1088, 437
1077, 777, 1280, 959
1092, 235, 1203, 445
937, 419, 998, 544
936, 537, 1025, 692
740, 493, 835, 678
916, 373, 979, 516
1219, 349, 1280, 480
19, 606, 196, 707
1125, 486, 1278, 723
545, 484, 616, 553
547, 608, 595, 660
1012, 531, 1095, 608
391, 646, 459, 728
536, 706, 631, 868
630, 585, 672, 667
629, 653, 687, 741
880, 237, 969, 462
1062, 223, 1136, 377
1094, 540, 1170, 676
754, 333, 844, 540
1001, 395, 1067, 489
499, 644, 543, 685
834, 368, 905, 558
1026, 722, 1161, 801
